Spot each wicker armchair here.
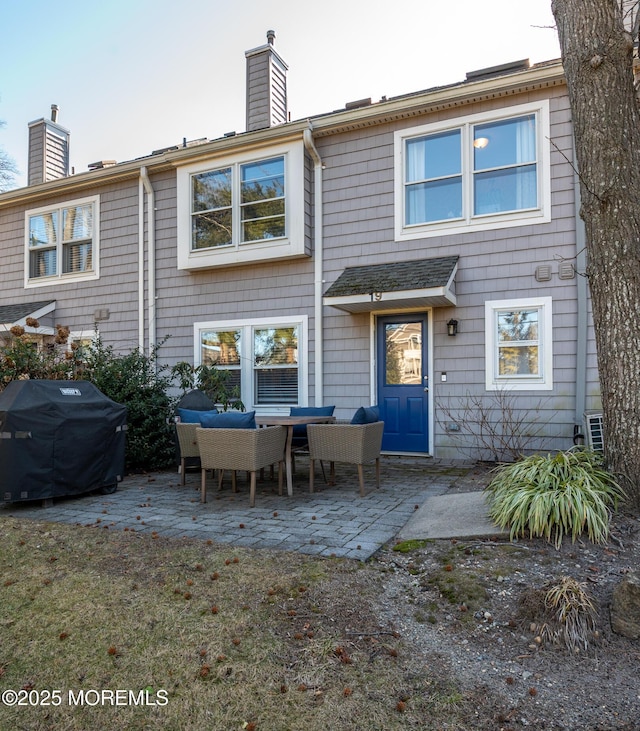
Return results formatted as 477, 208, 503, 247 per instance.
307, 421, 384, 496
196, 426, 287, 506
175, 422, 201, 485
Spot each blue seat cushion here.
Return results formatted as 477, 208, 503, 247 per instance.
350, 405, 380, 424
199, 410, 257, 429
289, 406, 335, 445
177, 407, 218, 423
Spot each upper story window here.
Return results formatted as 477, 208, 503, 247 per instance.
395, 101, 550, 241
25, 196, 99, 287
178, 140, 306, 270
192, 156, 285, 249
485, 296, 553, 391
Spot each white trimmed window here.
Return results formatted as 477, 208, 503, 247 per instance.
25, 196, 99, 287
177, 140, 306, 270
485, 297, 553, 391
395, 101, 550, 241
194, 316, 308, 411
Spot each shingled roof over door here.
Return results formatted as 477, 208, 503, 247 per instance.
0, 300, 56, 327
323, 256, 458, 313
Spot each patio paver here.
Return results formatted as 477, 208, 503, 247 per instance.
0, 456, 491, 560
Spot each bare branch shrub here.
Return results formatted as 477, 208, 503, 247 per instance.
437, 389, 552, 463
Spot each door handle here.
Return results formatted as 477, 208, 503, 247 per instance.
424, 387, 429, 392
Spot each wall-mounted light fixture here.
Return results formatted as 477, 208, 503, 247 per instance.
447, 319, 458, 337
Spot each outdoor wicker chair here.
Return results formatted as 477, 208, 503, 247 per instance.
307, 421, 384, 496
195, 425, 287, 506
175, 422, 201, 486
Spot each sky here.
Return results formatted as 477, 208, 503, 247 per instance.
0, 0, 561, 189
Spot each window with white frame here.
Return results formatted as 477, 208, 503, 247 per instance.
25, 196, 99, 286
485, 297, 553, 391
177, 140, 306, 270
395, 101, 550, 240
195, 316, 307, 409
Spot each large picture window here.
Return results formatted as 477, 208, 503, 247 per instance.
195, 316, 307, 409
25, 196, 99, 286
485, 297, 553, 391
395, 101, 550, 240
177, 140, 305, 270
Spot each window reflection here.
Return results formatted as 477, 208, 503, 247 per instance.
385, 323, 422, 385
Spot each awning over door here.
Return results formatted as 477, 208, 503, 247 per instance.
0, 300, 56, 332
323, 256, 458, 313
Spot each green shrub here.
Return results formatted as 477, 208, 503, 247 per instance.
485, 448, 625, 548
171, 361, 243, 411
81, 337, 176, 471
1, 326, 177, 471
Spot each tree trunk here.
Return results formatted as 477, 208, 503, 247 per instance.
552, 0, 640, 507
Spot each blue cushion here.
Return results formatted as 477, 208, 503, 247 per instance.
289, 406, 335, 418
350, 405, 380, 424
177, 407, 218, 423
199, 410, 256, 429
290, 406, 335, 444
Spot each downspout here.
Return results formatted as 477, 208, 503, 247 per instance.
140, 166, 156, 357
137, 175, 145, 351
573, 141, 588, 438
303, 123, 324, 406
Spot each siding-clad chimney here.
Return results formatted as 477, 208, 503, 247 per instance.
245, 30, 288, 132
27, 105, 70, 185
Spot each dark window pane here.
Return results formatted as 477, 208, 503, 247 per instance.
255, 368, 298, 404
63, 242, 92, 273
242, 216, 286, 242
192, 210, 232, 249
30, 249, 57, 278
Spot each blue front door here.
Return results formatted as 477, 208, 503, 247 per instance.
376, 314, 429, 453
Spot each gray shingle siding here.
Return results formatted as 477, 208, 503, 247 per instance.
0, 61, 599, 458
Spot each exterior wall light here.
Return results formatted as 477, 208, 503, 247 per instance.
447, 319, 458, 336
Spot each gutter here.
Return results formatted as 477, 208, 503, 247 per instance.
0, 61, 567, 211
139, 166, 156, 356
303, 123, 324, 406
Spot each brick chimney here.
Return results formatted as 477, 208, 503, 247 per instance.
245, 30, 288, 132
27, 104, 70, 185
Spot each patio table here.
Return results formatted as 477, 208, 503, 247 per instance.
255, 415, 336, 496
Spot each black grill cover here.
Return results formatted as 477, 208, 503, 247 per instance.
0, 380, 127, 502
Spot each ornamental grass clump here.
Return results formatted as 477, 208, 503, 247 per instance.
543, 576, 598, 653
485, 448, 625, 548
